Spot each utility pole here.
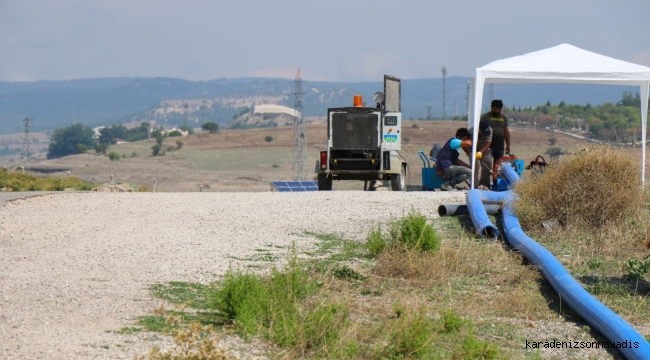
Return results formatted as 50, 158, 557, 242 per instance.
441, 66, 447, 120
292, 68, 306, 181
425, 106, 432, 120
466, 80, 471, 115
183, 102, 189, 129
21, 117, 32, 164
455, 99, 458, 118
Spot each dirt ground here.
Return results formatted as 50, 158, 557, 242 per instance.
14, 121, 643, 192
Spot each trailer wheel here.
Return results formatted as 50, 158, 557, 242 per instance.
391, 165, 406, 191
318, 173, 332, 191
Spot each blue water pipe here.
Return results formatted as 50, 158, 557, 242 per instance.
463, 165, 650, 359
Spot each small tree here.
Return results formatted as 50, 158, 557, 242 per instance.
548, 137, 557, 146
151, 130, 165, 156
95, 143, 109, 155
176, 140, 183, 150
151, 144, 162, 156
201, 122, 219, 133
47, 124, 96, 159
108, 152, 120, 161
265, 135, 273, 142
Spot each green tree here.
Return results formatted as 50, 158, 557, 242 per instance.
95, 143, 109, 154
99, 124, 128, 144
151, 129, 165, 156
47, 124, 96, 159
201, 121, 220, 133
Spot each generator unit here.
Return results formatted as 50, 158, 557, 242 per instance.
315, 75, 407, 191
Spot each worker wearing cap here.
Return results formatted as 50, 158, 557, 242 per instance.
435, 128, 475, 191
471, 119, 493, 189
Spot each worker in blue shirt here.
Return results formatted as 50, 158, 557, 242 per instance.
435, 128, 475, 191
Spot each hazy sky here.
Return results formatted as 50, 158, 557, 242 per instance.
2, 0, 649, 82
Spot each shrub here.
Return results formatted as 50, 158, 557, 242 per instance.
76, 144, 88, 154
0, 167, 93, 191
265, 135, 273, 143
107, 152, 120, 161
95, 143, 109, 154
412, 123, 419, 129
545, 146, 562, 155
168, 130, 182, 137
201, 122, 219, 133
367, 208, 440, 255
512, 146, 649, 251
176, 141, 183, 150
151, 144, 162, 156
367, 224, 386, 255
378, 308, 437, 358
131, 151, 138, 158
207, 248, 347, 353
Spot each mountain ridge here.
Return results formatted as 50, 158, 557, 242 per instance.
0, 76, 638, 135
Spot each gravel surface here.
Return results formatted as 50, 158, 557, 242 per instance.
0, 191, 465, 359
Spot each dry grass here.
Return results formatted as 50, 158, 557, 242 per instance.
371, 236, 554, 321
14, 121, 593, 192
512, 146, 650, 257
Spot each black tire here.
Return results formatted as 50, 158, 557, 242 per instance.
318, 173, 332, 191
391, 165, 406, 191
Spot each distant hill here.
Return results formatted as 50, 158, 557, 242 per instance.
0, 76, 638, 135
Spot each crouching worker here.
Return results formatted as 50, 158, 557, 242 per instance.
435, 128, 473, 191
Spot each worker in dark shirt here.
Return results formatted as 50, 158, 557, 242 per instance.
481, 99, 510, 164
435, 128, 474, 191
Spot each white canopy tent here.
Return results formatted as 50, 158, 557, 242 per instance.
469, 43, 650, 187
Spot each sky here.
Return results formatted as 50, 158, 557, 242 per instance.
1, 0, 649, 83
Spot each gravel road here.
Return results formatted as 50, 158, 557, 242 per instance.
0, 191, 465, 359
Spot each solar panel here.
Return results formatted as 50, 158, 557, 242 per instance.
271, 181, 319, 192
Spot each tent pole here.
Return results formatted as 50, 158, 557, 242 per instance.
471, 75, 485, 189
641, 82, 649, 188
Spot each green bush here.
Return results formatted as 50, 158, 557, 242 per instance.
378, 309, 437, 358
545, 146, 562, 155
176, 141, 183, 150
367, 209, 440, 255
453, 329, 499, 359
168, 130, 182, 137
207, 248, 346, 352
95, 143, 109, 154
201, 122, 219, 133
107, 152, 120, 161
265, 135, 273, 142
0, 167, 93, 191
367, 224, 385, 255
151, 144, 162, 156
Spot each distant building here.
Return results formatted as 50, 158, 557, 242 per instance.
92, 126, 105, 141
253, 104, 300, 118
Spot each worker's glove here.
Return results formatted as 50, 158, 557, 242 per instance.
475, 151, 482, 160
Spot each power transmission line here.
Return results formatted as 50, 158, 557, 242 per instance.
441, 66, 447, 120
21, 117, 32, 164
292, 68, 306, 181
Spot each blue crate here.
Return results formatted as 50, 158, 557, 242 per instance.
418, 150, 445, 191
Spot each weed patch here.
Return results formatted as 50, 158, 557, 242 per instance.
367, 208, 440, 255
0, 167, 94, 191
